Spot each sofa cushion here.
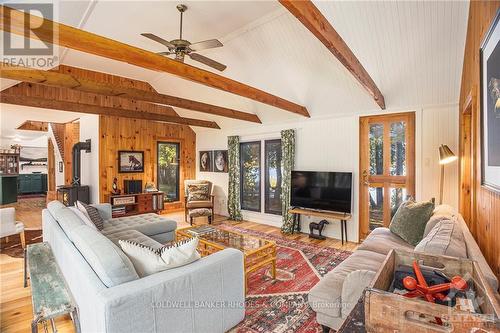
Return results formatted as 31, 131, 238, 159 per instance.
357, 227, 414, 255
105, 229, 163, 250
424, 204, 458, 237
69, 206, 98, 231
389, 200, 435, 246
119, 238, 200, 277
101, 213, 177, 237
71, 225, 139, 287
308, 250, 386, 318
47, 200, 85, 242
415, 217, 467, 258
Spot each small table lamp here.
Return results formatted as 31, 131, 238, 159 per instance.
438, 144, 457, 205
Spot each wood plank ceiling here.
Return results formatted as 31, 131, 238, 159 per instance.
279, 0, 385, 109
0, 1, 469, 131
0, 5, 310, 118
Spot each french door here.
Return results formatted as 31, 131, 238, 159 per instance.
359, 112, 415, 240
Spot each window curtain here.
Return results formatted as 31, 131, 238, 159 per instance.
280, 129, 296, 234
227, 136, 242, 221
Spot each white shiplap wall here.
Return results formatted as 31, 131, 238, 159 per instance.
196, 105, 459, 243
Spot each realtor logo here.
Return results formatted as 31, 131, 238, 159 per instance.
1, 3, 59, 69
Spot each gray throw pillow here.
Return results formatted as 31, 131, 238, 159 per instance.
76, 201, 104, 230
389, 200, 435, 246
415, 218, 466, 258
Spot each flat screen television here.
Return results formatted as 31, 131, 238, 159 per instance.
291, 171, 352, 213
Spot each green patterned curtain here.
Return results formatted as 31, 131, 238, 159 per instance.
227, 136, 242, 221
280, 129, 296, 234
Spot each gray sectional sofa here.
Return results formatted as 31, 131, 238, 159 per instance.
308, 205, 499, 331
42, 200, 245, 333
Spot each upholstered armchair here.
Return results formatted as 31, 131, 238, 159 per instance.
0, 207, 26, 248
184, 180, 214, 222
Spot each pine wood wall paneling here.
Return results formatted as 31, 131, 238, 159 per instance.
63, 122, 80, 185
99, 116, 195, 211
459, 1, 500, 282
47, 138, 55, 192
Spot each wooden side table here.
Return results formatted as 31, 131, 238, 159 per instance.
25, 242, 81, 333
289, 208, 352, 244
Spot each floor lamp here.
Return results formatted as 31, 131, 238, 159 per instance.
438, 144, 457, 205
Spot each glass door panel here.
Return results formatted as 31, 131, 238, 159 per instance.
370, 124, 384, 175
369, 186, 384, 231
157, 142, 180, 202
390, 121, 406, 176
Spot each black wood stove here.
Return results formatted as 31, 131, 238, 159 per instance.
57, 139, 91, 206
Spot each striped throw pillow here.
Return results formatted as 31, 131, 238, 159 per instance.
76, 201, 104, 230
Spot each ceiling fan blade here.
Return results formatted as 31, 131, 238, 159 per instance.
141, 33, 175, 49
157, 51, 172, 56
189, 39, 223, 52
188, 53, 227, 71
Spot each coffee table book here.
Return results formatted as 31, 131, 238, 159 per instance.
364, 249, 500, 333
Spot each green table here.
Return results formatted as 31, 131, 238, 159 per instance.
25, 242, 80, 333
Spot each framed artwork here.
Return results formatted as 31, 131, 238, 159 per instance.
213, 150, 228, 173
118, 151, 144, 173
199, 151, 213, 172
480, 10, 500, 193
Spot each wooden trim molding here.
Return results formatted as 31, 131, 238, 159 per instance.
0, 5, 309, 117
279, 0, 385, 109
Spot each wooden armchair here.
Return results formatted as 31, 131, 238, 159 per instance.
184, 180, 215, 222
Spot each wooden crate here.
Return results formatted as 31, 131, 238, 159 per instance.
364, 249, 500, 332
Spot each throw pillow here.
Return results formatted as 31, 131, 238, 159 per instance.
415, 217, 467, 258
187, 183, 210, 201
76, 201, 104, 230
69, 206, 98, 231
389, 200, 435, 246
119, 237, 200, 277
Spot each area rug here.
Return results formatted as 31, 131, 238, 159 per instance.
218, 223, 352, 333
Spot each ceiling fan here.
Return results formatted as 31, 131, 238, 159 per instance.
141, 4, 226, 72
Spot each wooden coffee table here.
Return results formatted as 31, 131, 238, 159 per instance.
177, 226, 277, 294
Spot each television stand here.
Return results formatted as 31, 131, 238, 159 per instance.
288, 208, 352, 245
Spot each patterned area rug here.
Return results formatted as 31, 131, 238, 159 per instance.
218, 223, 352, 333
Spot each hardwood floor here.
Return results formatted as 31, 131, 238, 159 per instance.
0, 206, 357, 333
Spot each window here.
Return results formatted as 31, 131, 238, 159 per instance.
240, 141, 261, 212
240, 139, 282, 215
265, 139, 282, 214
157, 142, 180, 202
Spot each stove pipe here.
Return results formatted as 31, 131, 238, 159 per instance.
72, 139, 91, 186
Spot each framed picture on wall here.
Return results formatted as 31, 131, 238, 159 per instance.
118, 151, 144, 173
480, 10, 500, 193
213, 150, 228, 173
199, 151, 213, 172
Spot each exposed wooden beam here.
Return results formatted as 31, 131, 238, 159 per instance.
0, 94, 221, 129
279, 0, 386, 109
16, 120, 49, 131
0, 64, 262, 124
0, 5, 310, 117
